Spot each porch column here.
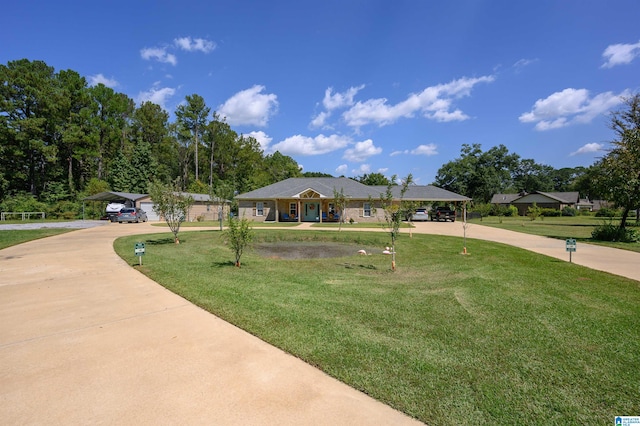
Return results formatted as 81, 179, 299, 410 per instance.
275, 199, 280, 222
297, 200, 301, 222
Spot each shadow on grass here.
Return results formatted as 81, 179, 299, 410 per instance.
339, 262, 378, 270
146, 238, 184, 245
211, 260, 238, 268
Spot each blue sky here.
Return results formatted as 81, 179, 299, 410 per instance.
4, 0, 640, 184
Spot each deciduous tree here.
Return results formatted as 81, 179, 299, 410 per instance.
148, 181, 194, 244
594, 93, 640, 229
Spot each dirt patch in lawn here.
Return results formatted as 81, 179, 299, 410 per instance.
254, 242, 380, 259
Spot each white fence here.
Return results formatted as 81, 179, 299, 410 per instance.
0, 212, 46, 221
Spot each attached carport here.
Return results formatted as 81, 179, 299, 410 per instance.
82, 192, 149, 220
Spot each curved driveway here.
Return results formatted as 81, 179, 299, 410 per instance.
1, 220, 638, 425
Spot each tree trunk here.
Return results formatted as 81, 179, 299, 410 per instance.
620, 205, 630, 229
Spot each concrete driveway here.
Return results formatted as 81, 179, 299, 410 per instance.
1, 220, 638, 425
0, 222, 422, 425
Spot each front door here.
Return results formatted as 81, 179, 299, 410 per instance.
303, 202, 320, 221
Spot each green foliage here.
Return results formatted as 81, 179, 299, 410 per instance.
592, 220, 639, 242
85, 178, 110, 195
561, 206, 577, 217
148, 180, 194, 244
540, 208, 561, 217
47, 200, 80, 219
0, 192, 48, 212
356, 172, 391, 186
596, 207, 622, 217
471, 203, 492, 220
592, 93, 640, 229
527, 203, 542, 221
224, 217, 254, 267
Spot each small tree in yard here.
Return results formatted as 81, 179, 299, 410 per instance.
224, 217, 253, 267
148, 181, 194, 244
332, 186, 348, 231
379, 174, 413, 271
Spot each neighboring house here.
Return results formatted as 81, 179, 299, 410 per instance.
490, 193, 522, 208
490, 191, 590, 216
85, 191, 230, 222
235, 177, 470, 223
137, 192, 230, 222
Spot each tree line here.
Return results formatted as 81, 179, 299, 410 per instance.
0, 59, 303, 209
1, 59, 638, 227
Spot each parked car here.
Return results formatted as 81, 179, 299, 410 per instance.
116, 208, 148, 223
106, 201, 127, 221
431, 206, 456, 222
410, 208, 430, 221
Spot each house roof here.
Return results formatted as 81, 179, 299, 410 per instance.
236, 177, 470, 201
515, 191, 580, 204
490, 191, 580, 205
490, 193, 522, 204
83, 191, 148, 202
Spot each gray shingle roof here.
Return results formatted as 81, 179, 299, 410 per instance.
236, 178, 470, 201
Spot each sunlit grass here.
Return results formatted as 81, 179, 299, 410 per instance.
0, 229, 75, 250
469, 216, 640, 253
115, 229, 640, 425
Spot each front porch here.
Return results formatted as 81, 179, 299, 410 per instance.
276, 198, 341, 223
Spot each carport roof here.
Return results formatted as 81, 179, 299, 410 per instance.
84, 191, 148, 202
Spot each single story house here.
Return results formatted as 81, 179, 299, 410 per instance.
84, 191, 230, 222
235, 177, 470, 223
490, 191, 588, 216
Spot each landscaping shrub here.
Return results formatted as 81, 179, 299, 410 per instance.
592, 221, 639, 242
562, 206, 577, 217
541, 208, 561, 217
596, 207, 621, 217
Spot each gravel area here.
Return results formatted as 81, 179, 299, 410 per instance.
0, 220, 110, 230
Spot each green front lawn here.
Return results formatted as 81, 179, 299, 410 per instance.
115, 229, 640, 425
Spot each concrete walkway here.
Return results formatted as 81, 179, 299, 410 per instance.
1, 221, 638, 425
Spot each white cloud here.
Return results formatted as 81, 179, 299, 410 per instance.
174, 37, 216, 53
412, 144, 439, 156
570, 143, 604, 156
342, 75, 494, 127
270, 134, 351, 156
88, 73, 118, 88
246, 131, 272, 151
140, 47, 177, 66
218, 85, 278, 127
335, 164, 348, 174
519, 88, 628, 131
310, 111, 330, 129
602, 40, 640, 68
342, 139, 382, 162
136, 86, 176, 110
323, 85, 365, 110
352, 164, 371, 174
513, 58, 538, 71
390, 144, 438, 157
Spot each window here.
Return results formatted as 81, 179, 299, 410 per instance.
363, 202, 371, 217
328, 203, 335, 214
289, 202, 297, 216
256, 202, 264, 216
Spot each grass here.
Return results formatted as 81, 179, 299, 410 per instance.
469, 215, 640, 253
0, 228, 75, 250
114, 229, 640, 425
